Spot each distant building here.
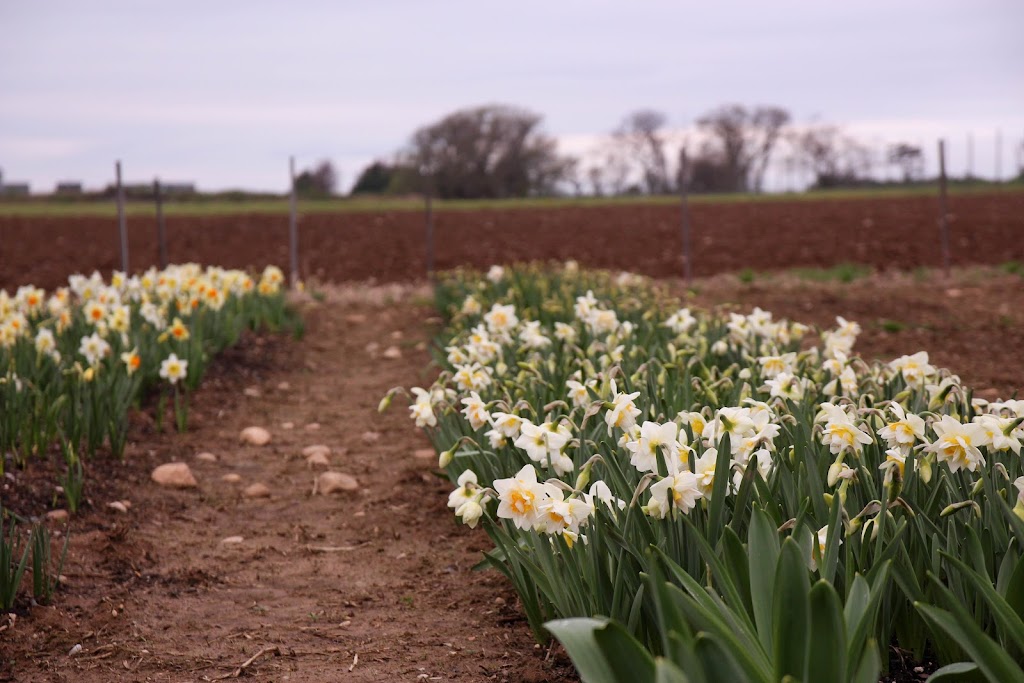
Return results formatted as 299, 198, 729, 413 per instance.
0, 183, 30, 197
55, 182, 83, 195
161, 182, 196, 195
0, 168, 30, 196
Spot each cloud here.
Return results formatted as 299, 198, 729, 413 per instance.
0, 135, 96, 160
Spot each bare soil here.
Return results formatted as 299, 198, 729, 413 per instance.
2, 269, 1022, 682
3, 192, 1024, 292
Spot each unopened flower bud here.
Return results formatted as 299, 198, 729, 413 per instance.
439, 448, 455, 469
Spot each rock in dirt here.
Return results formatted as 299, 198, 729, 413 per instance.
305, 422, 321, 431
243, 483, 272, 499
240, 426, 272, 446
346, 313, 368, 324
243, 386, 262, 398
362, 431, 381, 444
382, 345, 402, 360
302, 444, 331, 458
195, 452, 218, 463
46, 509, 69, 522
306, 452, 330, 469
282, 421, 295, 430
315, 471, 360, 495
277, 381, 291, 391
222, 473, 242, 483
413, 448, 435, 460
151, 463, 198, 488
221, 536, 245, 545
107, 501, 129, 514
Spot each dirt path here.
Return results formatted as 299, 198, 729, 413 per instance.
3, 285, 575, 682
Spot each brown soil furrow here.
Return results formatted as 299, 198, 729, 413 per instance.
3, 192, 1023, 292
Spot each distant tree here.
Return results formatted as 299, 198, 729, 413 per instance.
350, 161, 396, 194
696, 104, 791, 192
686, 144, 733, 193
584, 142, 633, 196
791, 125, 874, 188
294, 160, 337, 196
613, 109, 671, 194
887, 144, 924, 183
402, 104, 574, 199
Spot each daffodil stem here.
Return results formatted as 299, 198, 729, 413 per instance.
174, 386, 188, 433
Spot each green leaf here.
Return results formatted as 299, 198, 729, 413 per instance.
653, 658, 692, 683
706, 433, 732, 544
915, 602, 1024, 683
926, 662, 983, 683
851, 638, 882, 683
748, 506, 780, 654
843, 574, 870, 634
546, 617, 656, 683
772, 539, 810, 682
806, 580, 847, 683
940, 551, 1024, 653
693, 633, 755, 683
1006, 549, 1024, 624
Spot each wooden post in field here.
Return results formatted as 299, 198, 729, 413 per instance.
289, 156, 299, 287
995, 129, 1002, 182
154, 178, 168, 268
677, 148, 693, 288
116, 160, 129, 272
937, 140, 951, 278
424, 174, 435, 282
966, 133, 974, 179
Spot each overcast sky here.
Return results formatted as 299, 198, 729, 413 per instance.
1, 0, 1022, 193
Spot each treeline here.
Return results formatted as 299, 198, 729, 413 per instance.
343, 103, 961, 200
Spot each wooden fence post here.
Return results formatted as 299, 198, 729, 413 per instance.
154, 178, 168, 268
425, 176, 435, 282
116, 160, 129, 273
289, 156, 299, 287
678, 149, 693, 288
937, 140, 951, 277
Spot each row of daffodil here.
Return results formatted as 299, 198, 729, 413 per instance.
0, 264, 293, 481
386, 262, 1024, 676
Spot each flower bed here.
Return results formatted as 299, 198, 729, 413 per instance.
391, 263, 1024, 683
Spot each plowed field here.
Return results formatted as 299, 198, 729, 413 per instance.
3, 192, 1023, 290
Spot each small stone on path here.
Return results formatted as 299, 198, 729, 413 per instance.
305, 422, 321, 431
277, 381, 291, 391
282, 421, 295, 430
244, 483, 272, 499
151, 463, 198, 488
222, 473, 242, 483
315, 471, 359, 495
306, 452, 330, 468
243, 386, 261, 398
413, 448, 435, 460
240, 426, 272, 446
196, 452, 218, 463
302, 444, 331, 458
382, 345, 402, 360
362, 431, 381, 444
46, 509, 69, 522
107, 501, 129, 514
221, 536, 244, 545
